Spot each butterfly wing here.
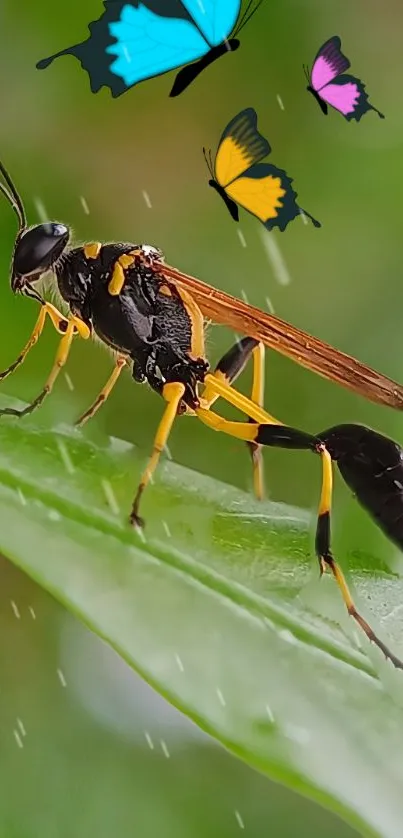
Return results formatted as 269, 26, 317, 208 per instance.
37, 1, 211, 96
310, 35, 350, 91
319, 74, 385, 121
168, 0, 242, 96
224, 163, 301, 231
180, 0, 242, 45
214, 108, 271, 188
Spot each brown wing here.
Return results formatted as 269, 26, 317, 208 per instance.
160, 262, 403, 411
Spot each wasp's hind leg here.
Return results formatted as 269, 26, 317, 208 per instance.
202, 337, 266, 500
315, 442, 403, 669
198, 398, 403, 668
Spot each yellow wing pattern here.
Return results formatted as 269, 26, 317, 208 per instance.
214, 108, 271, 187
209, 108, 321, 231
226, 171, 286, 222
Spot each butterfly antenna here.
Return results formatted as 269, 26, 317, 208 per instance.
302, 64, 310, 82
209, 149, 214, 177
235, 0, 264, 35
234, 0, 253, 32
202, 147, 213, 178
0, 160, 27, 234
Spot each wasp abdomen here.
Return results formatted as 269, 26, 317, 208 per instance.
320, 423, 403, 548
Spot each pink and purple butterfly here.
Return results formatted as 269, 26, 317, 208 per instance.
304, 36, 384, 121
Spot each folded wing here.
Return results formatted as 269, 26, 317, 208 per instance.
214, 108, 271, 187
311, 35, 350, 92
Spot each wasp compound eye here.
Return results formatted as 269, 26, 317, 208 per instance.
11, 223, 70, 288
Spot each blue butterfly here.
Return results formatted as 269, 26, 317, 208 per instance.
36, 1, 263, 97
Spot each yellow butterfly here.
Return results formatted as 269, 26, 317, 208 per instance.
204, 108, 321, 230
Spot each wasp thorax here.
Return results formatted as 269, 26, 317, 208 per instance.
11, 222, 70, 289
140, 244, 164, 261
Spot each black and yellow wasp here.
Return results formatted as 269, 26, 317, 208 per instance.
1, 158, 403, 670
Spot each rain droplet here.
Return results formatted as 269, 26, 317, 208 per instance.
57, 668, 67, 687
10, 600, 20, 619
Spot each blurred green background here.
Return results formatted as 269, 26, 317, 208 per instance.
1, 0, 402, 834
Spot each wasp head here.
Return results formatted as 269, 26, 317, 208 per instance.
11, 222, 70, 297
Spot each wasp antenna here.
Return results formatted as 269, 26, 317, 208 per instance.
0, 160, 27, 233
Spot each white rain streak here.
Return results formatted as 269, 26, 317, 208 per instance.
13, 730, 24, 749
265, 295, 275, 314
174, 652, 184, 672
80, 195, 90, 215
276, 94, 285, 110
144, 731, 154, 750
217, 511, 303, 525
34, 197, 48, 223
237, 229, 247, 248
162, 520, 171, 538
63, 372, 74, 391
142, 190, 152, 209
29, 606, 37, 620
265, 703, 275, 723
10, 600, 20, 619
123, 45, 131, 63
17, 487, 27, 506
234, 811, 245, 830
160, 739, 170, 758
17, 718, 26, 737
135, 524, 147, 544
299, 209, 309, 226
164, 443, 173, 460
260, 230, 291, 286
240, 289, 249, 304
101, 479, 120, 516
196, 0, 205, 12
216, 687, 226, 707
56, 439, 75, 474
57, 668, 67, 687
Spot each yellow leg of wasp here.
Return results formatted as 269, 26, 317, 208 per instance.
248, 342, 266, 500
202, 371, 277, 425
195, 406, 278, 440
75, 355, 128, 427
0, 316, 90, 419
202, 339, 266, 499
316, 446, 403, 669
0, 302, 70, 382
130, 381, 186, 527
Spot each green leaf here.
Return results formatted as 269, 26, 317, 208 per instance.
0, 393, 402, 838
